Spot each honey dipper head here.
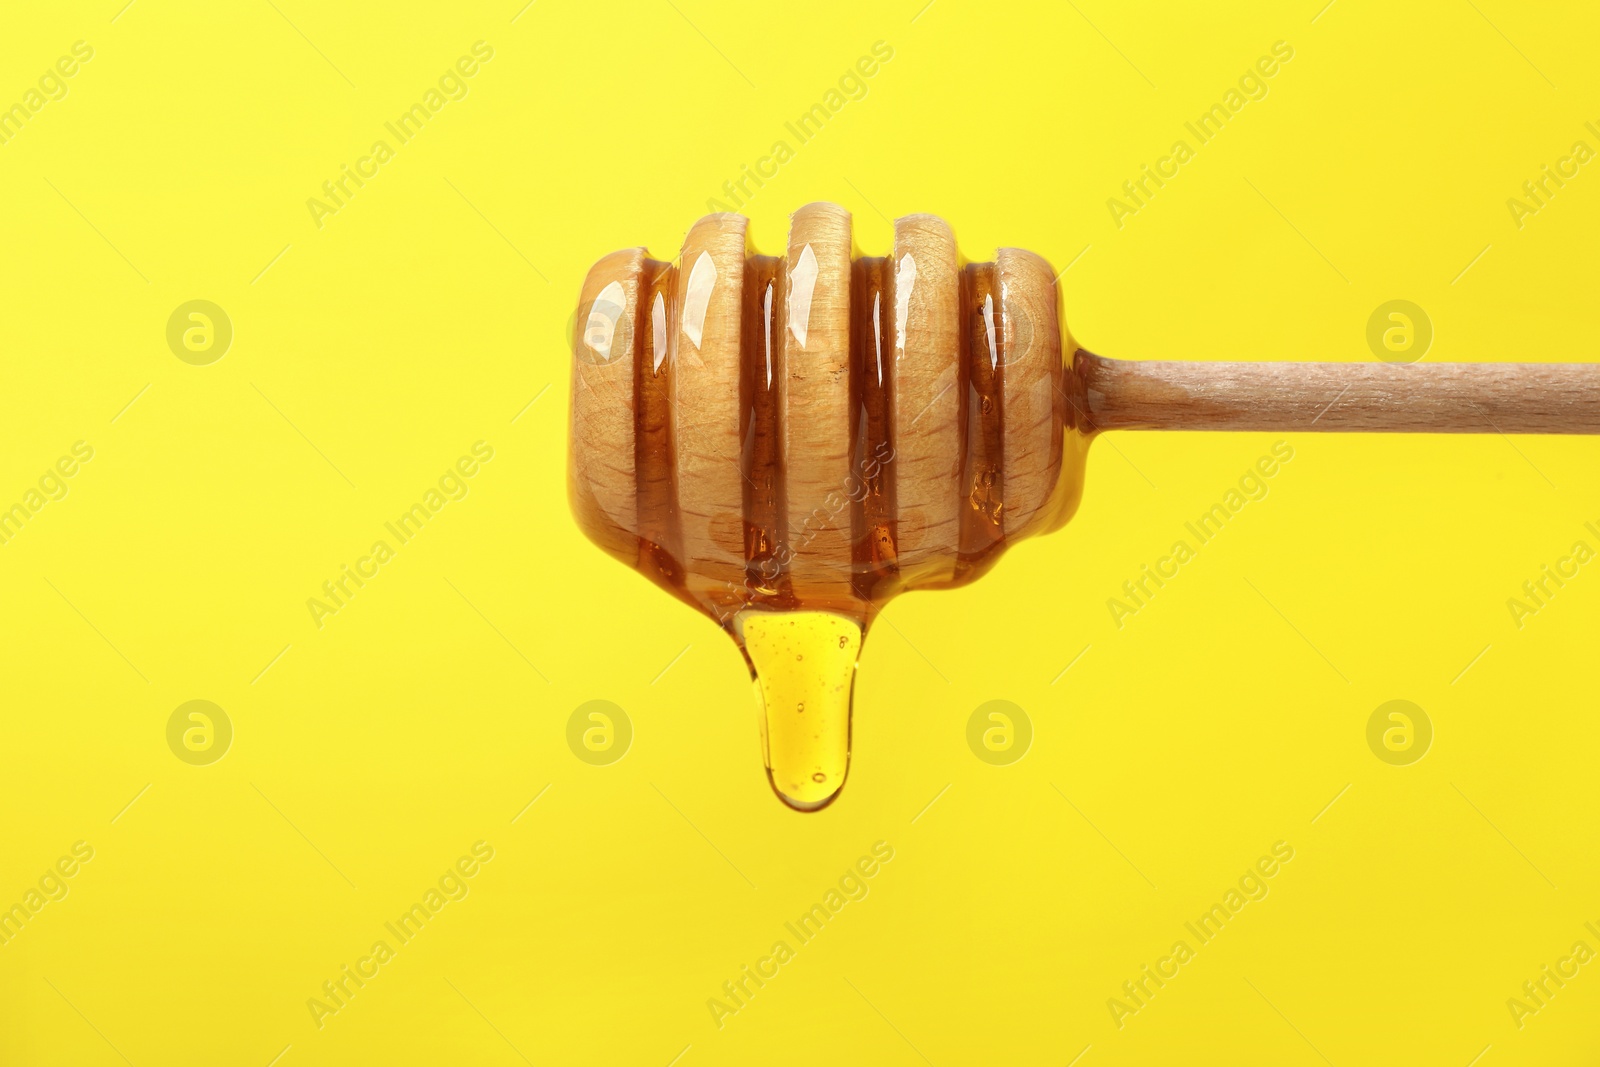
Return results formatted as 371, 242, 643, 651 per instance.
569, 203, 1091, 632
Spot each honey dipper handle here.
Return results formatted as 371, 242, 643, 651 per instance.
1075, 353, 1600, 434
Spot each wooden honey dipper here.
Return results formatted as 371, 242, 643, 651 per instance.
569, 202, 1600, 811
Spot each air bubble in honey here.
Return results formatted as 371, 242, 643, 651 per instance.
569, 206, 1090, 812
738, 609, 859, 812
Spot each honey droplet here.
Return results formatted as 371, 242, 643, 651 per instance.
738, 609, 860, 812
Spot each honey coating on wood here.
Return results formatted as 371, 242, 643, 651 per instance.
850, 255, 896, 601
957, 263, 1005, 581
740, 255, 785, 600
570, 204, 1091, 810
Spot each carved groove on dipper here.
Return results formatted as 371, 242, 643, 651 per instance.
569, 203, 1069, 622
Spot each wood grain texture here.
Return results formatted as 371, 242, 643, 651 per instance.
779, 202, 855, 605
673, 214, 748, 606
1079, 354, 1600, 434
569, 247, 643, 561
635, 261, 679, 568
889, 214, 962, 586
997, 247, 1063, 539
569, 208, 1600, 639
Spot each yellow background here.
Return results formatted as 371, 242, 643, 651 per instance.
2, 0, 1598, 1064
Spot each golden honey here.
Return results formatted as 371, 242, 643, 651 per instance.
569, 205, 1089, 810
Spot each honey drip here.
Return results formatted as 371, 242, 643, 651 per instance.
569, 208, 1092, 811
739, 610, 860, 811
